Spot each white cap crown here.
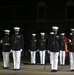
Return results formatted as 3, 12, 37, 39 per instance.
14, 27, 20, 30
71, 28, 74, 31
52, 26, 59, 29
32, 33, 36, 36
40, 32, 45, 36
4, 30, 10, 33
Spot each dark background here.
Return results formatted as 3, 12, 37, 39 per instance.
0, 0, 74, 62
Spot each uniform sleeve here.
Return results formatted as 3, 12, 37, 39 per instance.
10, 35, 14, 49
47, 36, 51, 50
45, 39, 48, 50
0, 37, 4, 44
37, 40, 40, 49
59, 35, 62, 50
21, 34, 24, 49
29, 39, 31, 50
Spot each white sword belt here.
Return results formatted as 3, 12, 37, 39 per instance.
3, 43, 10, 45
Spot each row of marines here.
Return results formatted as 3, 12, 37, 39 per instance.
0, 26, 74, 72
29, 26, 74, 72
0, 27, 24, 71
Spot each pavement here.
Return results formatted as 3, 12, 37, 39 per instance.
0, 63, 74, 75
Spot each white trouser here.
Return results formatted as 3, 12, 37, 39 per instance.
50, 52, 52, 64
60, 50, 65, 65
69, 52, 74, 70
30, 51, 36, 64
50, 52, 59, 70
39, 51, 45, 64
12, 50, 21, 69
2, 52, 10, 68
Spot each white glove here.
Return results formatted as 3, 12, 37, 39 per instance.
69, 39, 71, 43
29, 49, 30, 52
47, 50, 50, 53
10, 49, 12, 53
20, 49, 22, 52
0, 40, 3, 43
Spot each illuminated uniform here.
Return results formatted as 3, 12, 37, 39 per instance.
0, 30, 10, 69
60, 33, 68, 65
49, 26, 60, 72
38, 32, 46, 64
68, 29, 74, 71
11, 27, 24, 70
29, 33, 37, 64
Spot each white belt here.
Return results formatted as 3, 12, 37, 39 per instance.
3, 43, 10, 45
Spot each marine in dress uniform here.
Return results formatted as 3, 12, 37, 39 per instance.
49, 26, 60, 72
0, 30, 10, 69
29, 33, 37, 64
48, 32, 54, 65
11, 27, 24, 70
38, 32, 46, 64
68, 29, 74, 71
60, 33, 66, 66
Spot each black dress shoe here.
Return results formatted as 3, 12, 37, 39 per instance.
13, 69, 20, 71
6, 67, 9, 69
3, 67, 9, 69
51, 70, 54, 72
16, 69, 20, 71
3, 67, 7, 69
71, 70, 74, 71
13, 69, 16, 70
54, 70, 57, 72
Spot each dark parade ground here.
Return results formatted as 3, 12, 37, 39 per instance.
0, 63, 74, 75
